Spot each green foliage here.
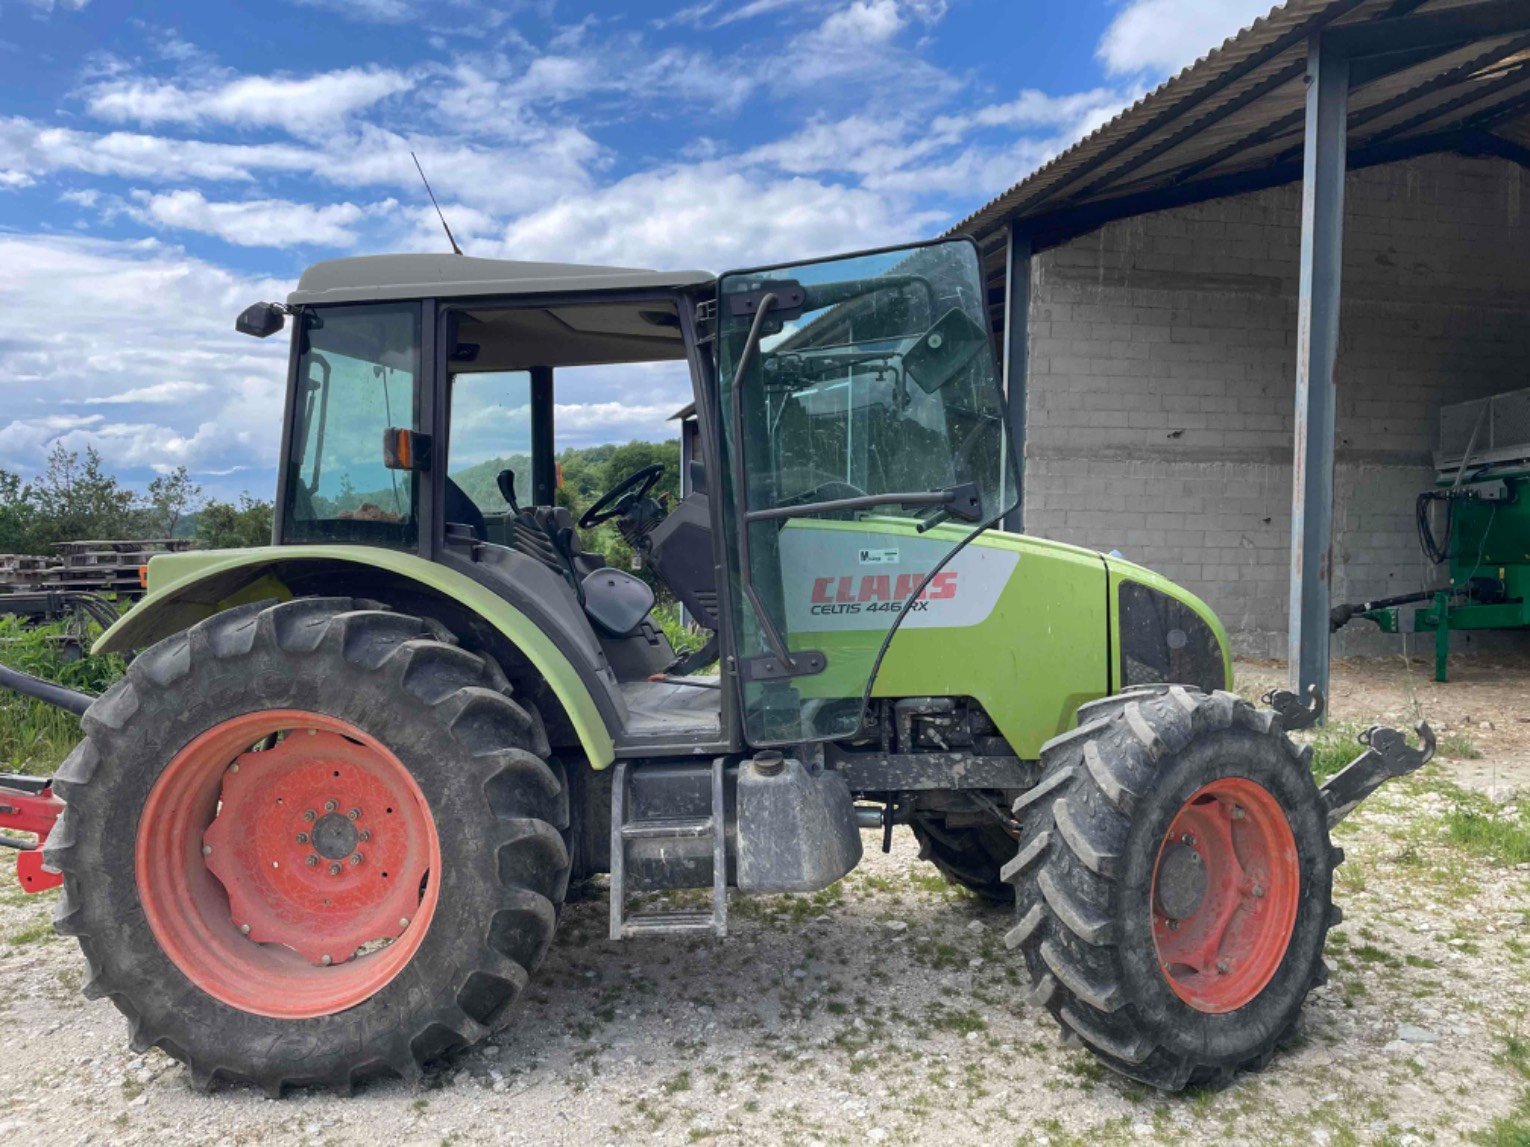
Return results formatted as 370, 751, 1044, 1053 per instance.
0, 616, 125, 774
193, 495, 275, 550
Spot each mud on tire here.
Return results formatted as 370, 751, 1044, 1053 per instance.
1002, 685, 1339, 1090
44, 597, 570, 1095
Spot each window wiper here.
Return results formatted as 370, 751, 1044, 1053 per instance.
751, 482, 982, 524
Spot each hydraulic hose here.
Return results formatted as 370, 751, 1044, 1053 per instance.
0, 663, 93, 716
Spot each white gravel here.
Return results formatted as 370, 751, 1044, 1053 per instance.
0, 774, 1525, 1147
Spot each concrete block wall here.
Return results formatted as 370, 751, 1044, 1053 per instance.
1022, 153, 1530, 659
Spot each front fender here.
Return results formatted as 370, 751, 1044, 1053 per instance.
96, 545, 616, 767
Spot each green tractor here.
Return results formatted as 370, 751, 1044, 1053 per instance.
0, 236, 1433, 1095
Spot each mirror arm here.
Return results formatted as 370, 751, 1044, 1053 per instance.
727, 292, 800, 674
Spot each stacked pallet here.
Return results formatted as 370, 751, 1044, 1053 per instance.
0, 539, 190, 600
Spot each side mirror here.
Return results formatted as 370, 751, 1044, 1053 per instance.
236, 301, 287, 339
903, 307, 988, 395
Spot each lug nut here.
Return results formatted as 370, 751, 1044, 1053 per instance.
201, 844, 213, 856
1252, 884, 1265, 898
347, 807, 361, 821
240, 923, 251, 935
320, 954, 332, 966
229, 763, 240, 774
1181, 833, 1197, 847
1231, 805, 1246, 821
1216, 959, 1231, 974
306, 855, 319, 868
349, 852, 363, 866
358, 830, 372, 843
295, 832, 309, 844
328, 862, 342, 876
399, 917, 410, 928
324, 799, 338, 813
303, 809, 317, 822
1167, 919, 1180, 931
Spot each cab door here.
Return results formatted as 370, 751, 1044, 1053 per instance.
715, 238, 1019, 745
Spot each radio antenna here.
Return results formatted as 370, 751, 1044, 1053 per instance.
411, 151, 463, 256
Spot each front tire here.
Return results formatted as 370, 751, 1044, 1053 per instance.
45, 598, 570, 1095
1003, 686, 1337, 1090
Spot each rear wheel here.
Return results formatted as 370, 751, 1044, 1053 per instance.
1002, 686, 1338, 1090
46, 598, 570, 1094
912, 813, 1017, 903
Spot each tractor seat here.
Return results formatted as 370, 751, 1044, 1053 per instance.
506, 505, 652, 638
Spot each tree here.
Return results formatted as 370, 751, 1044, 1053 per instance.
194, 496, 274, 550
143, 467, 203, 538
0, 469, 35, 555
28, 446, 139, 548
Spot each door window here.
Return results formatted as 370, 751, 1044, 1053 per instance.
718, 239, 1017, 744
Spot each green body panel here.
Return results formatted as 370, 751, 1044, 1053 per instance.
777, 519, 1113, 758
1103, 556, 1234, 693
95, 545, 617, 767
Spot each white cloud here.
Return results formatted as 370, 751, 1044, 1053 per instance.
77, 381, 212, 405
22, 0, 90, 11
84, 67, 415, 134
1098, 0, 1274, 77
125, 189, 380, 248
494, 162, 932, 270
0, 234, 288, 489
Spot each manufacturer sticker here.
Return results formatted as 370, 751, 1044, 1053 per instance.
858, 547, 900, 565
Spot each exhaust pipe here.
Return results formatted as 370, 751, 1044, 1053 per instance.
0, 663, 93, 717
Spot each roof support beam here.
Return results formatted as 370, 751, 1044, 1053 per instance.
1325, 0, 1530, 58
1001, 225, 1031, 534
1289, 35, 1348, 704
1462, 129, 1530, 170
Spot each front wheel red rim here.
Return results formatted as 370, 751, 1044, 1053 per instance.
1149, 777, 1300, 1014
135, 710, 441, 1019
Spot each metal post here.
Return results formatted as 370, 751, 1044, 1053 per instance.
1288, 35, 1349, 699
1002, 224, 1031, 533
530, 365, 556, 506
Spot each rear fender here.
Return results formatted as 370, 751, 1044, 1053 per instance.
95, 545, 616, 767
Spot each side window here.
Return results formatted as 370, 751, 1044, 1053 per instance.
284, 304, 420, 549
446, 371, 535, 515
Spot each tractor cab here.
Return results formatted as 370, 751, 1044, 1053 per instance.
262, 239, 1016, 756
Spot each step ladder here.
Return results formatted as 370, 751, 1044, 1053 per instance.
609, 759, 728, 939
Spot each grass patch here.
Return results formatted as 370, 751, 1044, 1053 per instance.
1444, 803, 1530, 867
1300, 722, 1368, 783
0, 615, 125, 774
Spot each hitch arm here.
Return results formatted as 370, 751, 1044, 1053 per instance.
0, 779, 63, 893
1262, 685, 1325, 732
1319, 723, 1435, 829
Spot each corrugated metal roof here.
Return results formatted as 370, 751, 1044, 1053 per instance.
949, 0, 1530, 252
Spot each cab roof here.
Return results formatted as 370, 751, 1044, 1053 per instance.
287, 253, 716, 307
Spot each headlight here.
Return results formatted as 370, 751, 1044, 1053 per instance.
1118, 580, 1226, 693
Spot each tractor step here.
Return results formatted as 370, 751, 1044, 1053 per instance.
620, 816, 715, 841
609, 759, 728, 940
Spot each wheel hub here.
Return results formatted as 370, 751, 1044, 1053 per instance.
200, 729, 432, 966
1149, 777, 1300, 1013
1153, 842, 1207, 920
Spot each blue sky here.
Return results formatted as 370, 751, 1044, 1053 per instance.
0, 0, 1274, 500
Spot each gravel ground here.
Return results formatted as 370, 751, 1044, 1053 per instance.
0, 658, 1526, 1146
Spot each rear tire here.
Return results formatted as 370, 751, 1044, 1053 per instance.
912, 813, 1017, 903
1002, 686, 1337, 1090
45, 598, 570, 1095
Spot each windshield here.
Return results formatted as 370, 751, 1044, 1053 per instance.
718, 238, 1017, 745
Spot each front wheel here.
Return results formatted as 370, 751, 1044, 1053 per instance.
1003, 686, 1338, 1090
46, 598, 570, 1094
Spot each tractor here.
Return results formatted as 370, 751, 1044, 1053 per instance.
0, 236, 1435, 1095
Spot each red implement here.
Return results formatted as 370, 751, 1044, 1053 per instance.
0, 785, 63, 893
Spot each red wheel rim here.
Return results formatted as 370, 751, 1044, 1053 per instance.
135, 710, 441, 1019
1149, 777, 1299, 1014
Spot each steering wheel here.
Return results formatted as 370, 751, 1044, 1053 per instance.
579, 464, 666, 528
